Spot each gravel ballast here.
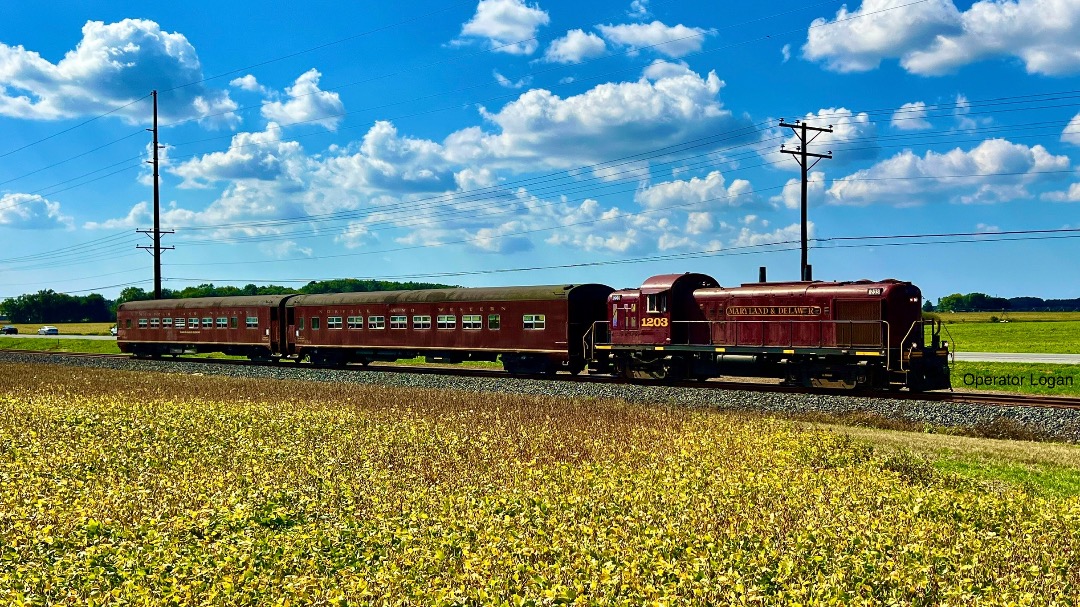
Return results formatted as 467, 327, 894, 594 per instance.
4, 351, 1079, 442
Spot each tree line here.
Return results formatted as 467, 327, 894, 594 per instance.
0, 279, 457, 323
927, 293, 1080, 312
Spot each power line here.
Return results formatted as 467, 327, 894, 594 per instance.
3, 109, 1076, 269
0, 0, 1066, 213
4, 0, 1075, 282
6, 226, 1077, 297
164, 228, 1080, 285
153, 114, 1080, 244
0, 95, 149, 159
161, 164, 1079, 269
165, 123, 1080, 253
160, 1, 478, 93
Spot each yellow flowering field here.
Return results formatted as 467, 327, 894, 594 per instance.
1, 362, 1078, 605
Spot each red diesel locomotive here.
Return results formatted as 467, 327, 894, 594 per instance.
589, 273, 950, 391
116, 272, 950, 391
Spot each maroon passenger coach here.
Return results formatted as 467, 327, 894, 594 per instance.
285, 284, 613, 373
117, 284, 613, 375
116, 295, 292, 359
592, 273, 950, 390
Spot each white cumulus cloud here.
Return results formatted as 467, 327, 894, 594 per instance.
635, 171, 754, 210
458, 63, 750, 171
0, 193, 73, 229
891, 101, 932, 130
260, 69, 344, 131
456, 0, 550, 55
172, 125, 307, 189
827, 138, 1071, 206
804, 0, 1080, 76
0, 19, 237, 126
732, 222, 810, 248
229, 75, 265, 93
628, 0, 650, 20
597, 21, 713, 58
1063, 112, 1080, 146
1041, 183, 1080, 202
543, 29, 606, 63
493, 70, 532, 89
771, 171, 828, 210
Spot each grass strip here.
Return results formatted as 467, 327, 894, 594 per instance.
951, 361, 1080, 396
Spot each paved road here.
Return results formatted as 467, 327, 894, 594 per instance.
3, 333, 115, 341
953, 351, 1080, 365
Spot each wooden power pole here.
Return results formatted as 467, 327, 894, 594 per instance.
779, 119, 832, 282
137, 90, 173, 299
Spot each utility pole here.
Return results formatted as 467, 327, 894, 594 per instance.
779, 119, 832, 281
137, 90, 173, 299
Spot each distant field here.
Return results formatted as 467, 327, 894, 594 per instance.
937, 321, 1080, 354
932, 311, 1080, 323
0, 322, 114, 335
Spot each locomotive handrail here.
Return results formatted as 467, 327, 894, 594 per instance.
883, 320, 891, 371
899, 320, 921, 372
664, 319, 887, 349
939, 321, 957, 364
587, 321, 611, 358
595, 317, 901, 371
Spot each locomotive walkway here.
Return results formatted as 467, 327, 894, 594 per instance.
953, 352, 1080, 365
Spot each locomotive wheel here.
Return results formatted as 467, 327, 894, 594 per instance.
646, 366, 669, 380
809, 377, 859, 390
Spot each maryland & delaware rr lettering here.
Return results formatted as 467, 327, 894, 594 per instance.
726, 306, 822, 316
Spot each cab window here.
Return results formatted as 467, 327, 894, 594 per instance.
646, 293, 668, 313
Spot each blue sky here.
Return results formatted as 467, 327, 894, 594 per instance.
0, 0, 1078, 303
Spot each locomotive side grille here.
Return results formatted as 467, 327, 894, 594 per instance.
834, 300, 882, 347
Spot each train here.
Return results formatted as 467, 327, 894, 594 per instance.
116, 271, 951, 391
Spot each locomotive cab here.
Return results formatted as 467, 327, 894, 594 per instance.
600, 273, 719, 378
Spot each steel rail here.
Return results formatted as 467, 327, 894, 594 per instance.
3, 349, 1078, 410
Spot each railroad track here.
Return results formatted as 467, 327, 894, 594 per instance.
4, 348, 1079, 410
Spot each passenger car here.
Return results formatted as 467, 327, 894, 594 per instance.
1, 326, 17, 334
115, 285, 614, 374
37, 326, 59, 335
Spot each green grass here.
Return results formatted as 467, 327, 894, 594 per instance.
936, 320, 1080, 354
0, 336, 121, 354
933, 458, 1080, 498
391, 355, 502, 369
827, 426, 1080, 497
951, 361, 1080, 396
